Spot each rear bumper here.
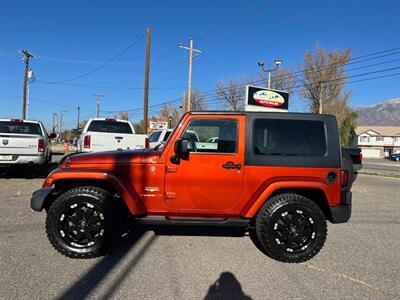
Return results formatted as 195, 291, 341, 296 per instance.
31, 187, 55, 211
330, 191, 352, 223
0, 154, 46, 166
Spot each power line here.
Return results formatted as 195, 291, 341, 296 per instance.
34, 80, 182, 90
59, 67, 400, 115
191, 48, 400, 100
176, 65, 400, 107
77, 50, 400, 115
39, 35, 144, 84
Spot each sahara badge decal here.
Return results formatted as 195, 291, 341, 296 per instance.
253, 90, 285, 107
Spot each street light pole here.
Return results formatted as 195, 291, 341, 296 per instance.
258, 59, 283, 89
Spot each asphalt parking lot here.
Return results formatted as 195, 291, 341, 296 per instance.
0, 174, 399, 299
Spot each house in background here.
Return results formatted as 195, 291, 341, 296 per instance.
354, 126, 400, 158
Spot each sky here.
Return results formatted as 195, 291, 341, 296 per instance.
0, 0, 399, 129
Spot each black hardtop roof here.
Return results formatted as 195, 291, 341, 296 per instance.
188, 111, 336, 120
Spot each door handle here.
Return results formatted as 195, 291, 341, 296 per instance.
222, 162, 241, 170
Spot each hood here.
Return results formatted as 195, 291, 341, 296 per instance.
66, 149, 161, 166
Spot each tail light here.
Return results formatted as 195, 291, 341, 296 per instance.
84, 135, 91, 148
38, 139, 45, 152
342, 170, 349, 186
145, 137, 149, 148
359, 150, 363, 162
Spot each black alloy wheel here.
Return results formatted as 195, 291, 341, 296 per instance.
46, 186, 121, 258
254, 193, 327, 263
272, 209, 316, 253
58, 202, 105, 248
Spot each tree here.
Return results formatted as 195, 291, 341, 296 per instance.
185, 89, 208, 111
301, 44, 351, 114
215, 79, 248, 111
78, 120, 88, 130
157, 104, 181, 128
340, 109, 358, 146
259, 68, 297, 93
133, 120, 144, 134
114, 111, 130, 121
300, 45, 357, 145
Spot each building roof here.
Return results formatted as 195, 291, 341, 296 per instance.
355, 126, 400, 136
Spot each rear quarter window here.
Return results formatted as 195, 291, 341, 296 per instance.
253, 119, 327, 157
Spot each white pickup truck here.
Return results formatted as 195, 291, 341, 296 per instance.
0, 118, 53, 170
148, 129, 173, 148
77, 118, 148, 153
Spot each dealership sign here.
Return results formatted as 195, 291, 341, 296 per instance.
245, 85, 289, 112
149, 121, 168, 130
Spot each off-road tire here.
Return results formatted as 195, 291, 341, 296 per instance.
46, 186, 122, 259
254, 193, 327, 263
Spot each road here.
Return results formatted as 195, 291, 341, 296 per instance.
0, 174, 399, 299
361, 158, 400, 177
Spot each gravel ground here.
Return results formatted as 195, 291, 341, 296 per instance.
0, 174, 399, 299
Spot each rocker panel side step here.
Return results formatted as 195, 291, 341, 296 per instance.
133, 216, 250, 227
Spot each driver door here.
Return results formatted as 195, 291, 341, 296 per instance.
164, 116, 245, 213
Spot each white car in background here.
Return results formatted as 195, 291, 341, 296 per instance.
77, 118, 148, 153
148, 129, 173, 148
0, 118, 54, 170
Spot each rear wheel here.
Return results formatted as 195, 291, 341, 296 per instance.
253, 193, 327, 263
46, 186, 121, 258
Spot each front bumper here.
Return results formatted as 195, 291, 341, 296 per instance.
330, 191, 352, 223
31, 187, 55, 212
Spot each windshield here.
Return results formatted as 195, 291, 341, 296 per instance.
87, 120, 133, 134
0, 121, 42, 135
149, 131, 162, 142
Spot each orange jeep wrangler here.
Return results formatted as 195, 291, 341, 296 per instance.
31, 112, 356, 263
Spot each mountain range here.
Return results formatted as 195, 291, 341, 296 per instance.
356, 98, 400, 126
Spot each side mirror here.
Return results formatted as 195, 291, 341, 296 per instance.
48, 133, 57, 140
171, 139, 189, 164
174, 139, 188, 155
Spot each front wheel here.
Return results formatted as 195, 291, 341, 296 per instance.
46, 186, 121, 258
253, 193, 327, 263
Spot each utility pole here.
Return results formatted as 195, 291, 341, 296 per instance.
182, 91, 186, 113
93, 94, 104, 118
77, 106, 80, 129
52, 113, 58, 133
143, 28, 151, 135
180, 39, 202, 112
21, 50, 33, 119
59, 110, 68, 141
26, 69, 34, 119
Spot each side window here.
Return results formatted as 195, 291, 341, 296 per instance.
182, 119, 238, 153
253, 119, 326, 157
